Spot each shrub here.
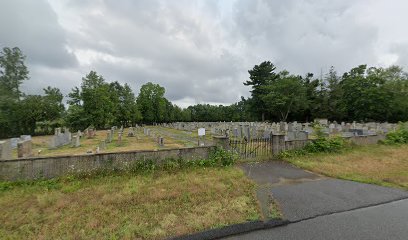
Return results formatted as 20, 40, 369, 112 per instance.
383, 122, 408, 145
304, 136, 345, 153
208, 147, 239, 167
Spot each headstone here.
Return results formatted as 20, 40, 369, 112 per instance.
279, 122, 286, 133
263, 130, 271, 139
157, 136, 164, 146
49, 128, 71, 148
99, 140, 106, 150
297, 131, 308, 140
118, 133, 122, 145
287, 131, 295, 141
87, 128, 94, 139
0, 140, 12, 160
17, 140, 32, 158
127, 127, 135, 137
71, 135, 80, 147
233, 128, 238, 137
10, 138, 19, 149
20, 135, 32, 141
106, 130, 112, 143
287, 123, 294, 132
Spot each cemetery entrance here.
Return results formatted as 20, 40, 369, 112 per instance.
229, 135, 273, 159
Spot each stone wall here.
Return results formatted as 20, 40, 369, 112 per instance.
0, 146, 214, 181
345, 134, 386, 145
0, 134, 386, 181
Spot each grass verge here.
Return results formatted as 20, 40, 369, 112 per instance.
0, 167, 261, 240
282, 144, 408, 190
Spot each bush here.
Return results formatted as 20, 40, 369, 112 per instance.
383, 122, 408, 145
278, 134, 347, 159
208, 147, 238, 167
304, 136, 345, 153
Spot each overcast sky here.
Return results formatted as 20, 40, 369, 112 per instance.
1, 0, 407, 107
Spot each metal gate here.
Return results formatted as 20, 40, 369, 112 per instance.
229, 136, 273, 159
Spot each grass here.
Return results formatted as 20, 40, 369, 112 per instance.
10, 127, 201, 159
283, 144, 408, 190
0, 167, 261, 240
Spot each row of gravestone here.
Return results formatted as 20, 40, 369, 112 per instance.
0, 136, 33, 160
160, 121, 397, 140
142, 128, 165, 146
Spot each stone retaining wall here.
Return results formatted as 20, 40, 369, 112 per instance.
0, 146, 214, 181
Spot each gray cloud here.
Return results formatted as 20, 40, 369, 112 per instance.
0, 0, 77, 68
1, 0, 407, 106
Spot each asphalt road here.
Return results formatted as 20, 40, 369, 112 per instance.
223, 199, 408, 240
229, 162, 408, 240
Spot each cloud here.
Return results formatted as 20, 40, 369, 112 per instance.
2, 0, 408, 106
0, 0, 77, 68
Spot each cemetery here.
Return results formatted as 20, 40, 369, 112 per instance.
2, 1, 408, 239
0, 120, 397, 181
0, 120, 396, 160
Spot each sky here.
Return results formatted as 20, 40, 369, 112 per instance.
1, 0, 407, 108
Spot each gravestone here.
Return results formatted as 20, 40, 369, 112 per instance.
279, 122, 286, 133
99, 140, 106, 150
128, 127, 135, 137
263, 130, 271, 139
10, 138, 19, 149
106, 130, 112, 143
87, 128, 95, 139
157, 136, 164, 146
233, 128, 238, 137
297, 131, 308, 141
17, 139, 32, 158
287, 123, 294, 132
49, 128, 71, 148
287, 131, 295, 141
0, 140, 12, 160
20, 135, 32, 141
71, 135, 80, 147
118, 133, 122, 145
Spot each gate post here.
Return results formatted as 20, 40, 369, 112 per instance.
212, 136, 230, 150
272, 134, 285, 155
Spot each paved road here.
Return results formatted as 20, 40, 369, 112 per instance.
226, 161, 408, 240
223, 199, 408, 240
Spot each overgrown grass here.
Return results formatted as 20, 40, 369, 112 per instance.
0, 148, 263, 239
282, 144, 408, 190
0, 166, 260, 239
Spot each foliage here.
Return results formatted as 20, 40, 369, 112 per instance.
136, 82, 166, 123
279, 126, 347, 159
262, 71, 308, 121
0, 47, 29, 100
207, 147, 239, 167
304, 136, 345, 153
2, 46, 408, 138
244, 61, 279, 121
383, 122, 408, 144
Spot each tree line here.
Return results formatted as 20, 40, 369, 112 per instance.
1, 47, 408, 138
